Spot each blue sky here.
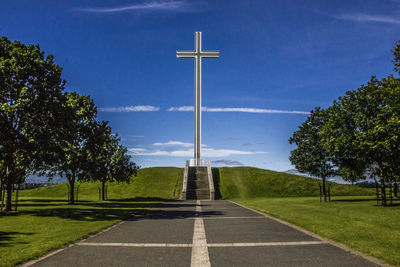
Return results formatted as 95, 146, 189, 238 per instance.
2, 0, 400, 171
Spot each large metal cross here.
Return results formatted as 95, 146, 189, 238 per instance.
177, 32, 219, 166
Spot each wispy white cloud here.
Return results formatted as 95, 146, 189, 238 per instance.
75, 1, 187, 13
122, 135, 145, 138
168, 106, 310, 115
99, 105, 160, 112
329, 13, 400, 24
168, 106, 194, 111
128, 147, 266, 157
152, 140, 193, 147
128, 148, 147, 153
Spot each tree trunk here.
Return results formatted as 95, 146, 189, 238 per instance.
0, 179, 2, 212
322, 176, 327, 202
394, 183, 398, 198
69, 178, 75, 205
102, 180, 105, 201
6, 177, 13, 212
380, 179, 386, 206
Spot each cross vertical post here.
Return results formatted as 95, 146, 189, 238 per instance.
177, 32, 219, 166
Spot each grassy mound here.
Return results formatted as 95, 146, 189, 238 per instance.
215, 167, 374, 199
20, 167, 183, 200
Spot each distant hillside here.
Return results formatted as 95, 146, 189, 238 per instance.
284, 169, 350, 184
20, 167, 183, 200
25, 174, 67, 184
216, 167, 374, 199
20, 166, 375, 201
285, 169, 376, 184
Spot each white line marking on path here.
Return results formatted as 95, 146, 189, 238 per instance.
77, 241, 328, 248
207, 241, 328, 247
191, 200, 211, 267
202, 216, 265, 219
79, 243, 192, 247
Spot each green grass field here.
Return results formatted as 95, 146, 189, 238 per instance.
235, 197, 400, 266
216, 166, 374, 199
0, 167, 183, 266
20, 167, 183, 200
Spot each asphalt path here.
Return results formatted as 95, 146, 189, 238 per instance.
26, 200, 381, 267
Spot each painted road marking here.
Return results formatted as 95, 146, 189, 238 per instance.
78, 241, 328, 248
202, 216, 265, 219
79, 243, 193, 247
206, 241, 328, 247
191, 200, 211, 267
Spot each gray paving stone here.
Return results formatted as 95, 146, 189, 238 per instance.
208, 245, 379, 267
32, 246, 191, 267
204, 217, 317, 243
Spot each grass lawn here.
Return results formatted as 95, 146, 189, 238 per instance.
216, 167, 374, 199
0, 197, 163, 266
20, 167, 183, 200
235, 196, 400, 266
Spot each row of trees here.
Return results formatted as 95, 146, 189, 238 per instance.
289, 41, 400, 204
1, 37, 138, 212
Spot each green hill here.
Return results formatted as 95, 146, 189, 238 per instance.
20, 166, 374, 201
215, 167, 374, 199
20, 167, 183, 200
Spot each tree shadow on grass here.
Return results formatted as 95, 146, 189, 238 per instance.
0, 231, 35, 247
85, 202, 160, 209
18, 199, 90, 203
332, 198, 378, 202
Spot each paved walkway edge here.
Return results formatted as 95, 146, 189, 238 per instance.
17, 203, 159, 267
229, 200, 392, 267
18, 219, 127, 267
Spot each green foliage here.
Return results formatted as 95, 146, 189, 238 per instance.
1, 36, 139, 209
85, 122, 138, 200
237, 197, 400, 266
289, 107, 337, 200
289, 41, 400, 194
0, 36, 66, 211
321, 75, 400, 183
218, 167, 373, 199
391, 40, 400, 74
45, 92, 97, 204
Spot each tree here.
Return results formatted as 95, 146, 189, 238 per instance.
86, 121, 138, 200
110, 145, 138, 188
85, 121, 116, 200
321, 75, 400, 205
47, 92, 97, 204
0, 37, 65, 211
391, 40, 400, 74
289, 107, 336, 202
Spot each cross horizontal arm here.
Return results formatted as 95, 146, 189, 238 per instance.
200, 51, 220, 58
176, 51, 196, 58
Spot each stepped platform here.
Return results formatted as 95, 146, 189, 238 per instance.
186, 167, 210, 200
